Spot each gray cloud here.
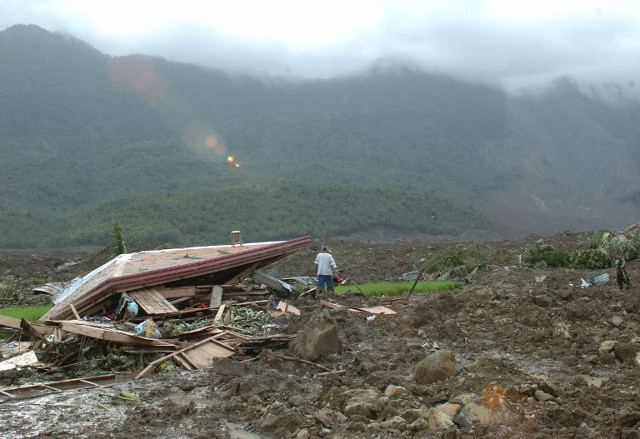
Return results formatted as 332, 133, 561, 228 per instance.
1, 1, 639, 94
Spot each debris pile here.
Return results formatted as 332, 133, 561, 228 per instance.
0, 236, 312, 395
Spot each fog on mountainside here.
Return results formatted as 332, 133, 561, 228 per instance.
0, 25, 638, 248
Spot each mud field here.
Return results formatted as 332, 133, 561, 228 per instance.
2, 233, 640, 438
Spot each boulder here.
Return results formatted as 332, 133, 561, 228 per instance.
599, 340, 617, 355
556, 288, 572, 300
534, 389, 554, 402
257, 410, 305, 436
533, 295, 553, 308
610, 316, 625, 327
614, 342, 640, 363
289, 321, 341, 361
343, 388, 382, 419
384, 385, 409, 398
423, 403, 461, 429
454, 385, 522, 427
414, 350, 456, 384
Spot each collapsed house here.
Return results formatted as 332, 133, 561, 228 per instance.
0, 236, 313, 397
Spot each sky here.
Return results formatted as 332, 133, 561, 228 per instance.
1, 0, 639, 91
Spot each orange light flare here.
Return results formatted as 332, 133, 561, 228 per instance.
227, 155, 235, 164
235, 163, 241, 168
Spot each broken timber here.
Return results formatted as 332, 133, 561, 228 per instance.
0, 374, 115, 403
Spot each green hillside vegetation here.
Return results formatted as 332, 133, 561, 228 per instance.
1, 25, 639, 247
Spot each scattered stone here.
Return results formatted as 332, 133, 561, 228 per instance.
295, 428, 310, 439
257, 410, 305, 436
610, 315, 625, 327
368, 416, 406, 431
289, 321, 341, 361
400, 407, 427, 423
533, 295, 553, 308
535, 275, 547, 283
553, 322, 571, 340
424, 403, 461, 429
408, 418, 428, 431
614, 342, 640, 363
535, 389, 554, 402
599, 340, 617, 355
384, 385, 409, 398
620, 412, 640, 428
343, 388, 382, 419
556, 288, 572, 300
580, 375, 609, 388
454, 385, 522, 427
414, 350, 456, 384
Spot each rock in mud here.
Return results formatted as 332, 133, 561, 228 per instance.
471, 287, 496, 300
535, 389, 555, 402
533, 294, 553, 308
343, 388, 382, 419
257, 410, 305, 436
454, 385, 522, 427
423, 403, 461, 429
384, 385, 409, 398
556, 288, 572, 300
289, 321, 341, 361
610, 315, 625, 327
210, 358, 249, 376
599, 340, 617, 355
614, 342, 640, 363
414, 350, 456, 384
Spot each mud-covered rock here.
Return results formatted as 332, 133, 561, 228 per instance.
599, 340, 617, 355
533, 294, 553, 307
343, 388, 382, 419
289, 321, 341, 361
257, 410, 305, 436
414, 350, 456, 384
384, 384, 409, 398
424, 403, 460, 429
614, 342, 640, 363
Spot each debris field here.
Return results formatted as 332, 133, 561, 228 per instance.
1, 231, 640, 438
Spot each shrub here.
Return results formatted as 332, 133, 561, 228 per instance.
527, 243, 569, 268
568, 249, 612, 270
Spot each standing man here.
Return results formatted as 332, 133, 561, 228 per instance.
315, 245, 338, 293
616, 255, 631, 290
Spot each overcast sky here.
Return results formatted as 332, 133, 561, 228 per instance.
1, 0, 639, 91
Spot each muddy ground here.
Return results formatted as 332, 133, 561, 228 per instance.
2, 233, 640, 438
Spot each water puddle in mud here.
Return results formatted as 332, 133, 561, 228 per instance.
226, 422, 266, 439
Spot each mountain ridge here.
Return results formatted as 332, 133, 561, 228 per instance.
1, 24, 638, 248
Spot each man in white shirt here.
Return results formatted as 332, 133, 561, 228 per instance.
315, 245, 338, 293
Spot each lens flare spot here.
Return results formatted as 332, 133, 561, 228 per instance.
227, 155, 235, 163
235, 163, 241, 168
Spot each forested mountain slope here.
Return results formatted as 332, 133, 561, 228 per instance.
1, 25, 638, 247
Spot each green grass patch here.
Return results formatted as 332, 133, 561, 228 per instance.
0, 305, 52, 322
335, 280, 460, 297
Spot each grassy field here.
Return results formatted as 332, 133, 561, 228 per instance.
335, 280, 460, 297
0, 305, 52, 322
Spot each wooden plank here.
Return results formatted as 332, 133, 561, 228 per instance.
209, 286, 223, 308
78, 379, 101, 387
134, 333, 230, 379
60, 322, 176, 347
173, 353, 195, 370
214, 304, 226, 324
69, 304, 81, 320
0, 315, 22, 330
0, 390, 15, 398
182, 342, 234, 368
275, 301, 302, 316
154, 286, 197, 299
352, 306, 397, 315
130, 289, 178, 315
